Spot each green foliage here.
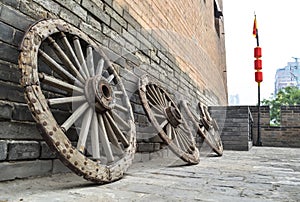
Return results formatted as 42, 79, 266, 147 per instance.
261, 86, 300, 125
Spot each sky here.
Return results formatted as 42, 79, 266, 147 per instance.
223, 0, 300, 105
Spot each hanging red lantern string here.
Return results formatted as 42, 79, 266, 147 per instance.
254, 59, 262, 70
255, 71, 263, 83
254, 46, 262, 58
254, 46, 263, 83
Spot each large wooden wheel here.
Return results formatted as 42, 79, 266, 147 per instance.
139, 76, 200, 164
18, 19, 136, 183
180, 100, 223, 156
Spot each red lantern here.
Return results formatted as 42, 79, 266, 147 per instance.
255, 71, 263, 83
254, 59, 262, 70
254, 46, 262, 58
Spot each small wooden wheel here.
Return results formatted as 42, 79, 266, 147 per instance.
180, 100, 223, 156
19, 19, 136, 183
139, 76, 199, 164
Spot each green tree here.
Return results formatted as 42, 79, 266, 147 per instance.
261, 86, 300, 125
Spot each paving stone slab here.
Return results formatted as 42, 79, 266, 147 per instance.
0, 147, 300, 201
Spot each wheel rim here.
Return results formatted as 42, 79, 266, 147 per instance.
180, 100, 223, 156
19, 19, 136, 183
139, 76, 199, 164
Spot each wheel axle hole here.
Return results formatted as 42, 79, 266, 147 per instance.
101, 84, 111, 99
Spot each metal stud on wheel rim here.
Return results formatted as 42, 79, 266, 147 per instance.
139, 76, 199, 164
180, 100, 223, 156
19, 19, 136, 183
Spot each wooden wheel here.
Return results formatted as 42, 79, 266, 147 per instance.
18, 19, 136, 183
139, 76, 199, 164
180, 100, 223, 156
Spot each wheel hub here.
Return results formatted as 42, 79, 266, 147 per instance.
165, 106, 182, 127
85, 75, 113, 112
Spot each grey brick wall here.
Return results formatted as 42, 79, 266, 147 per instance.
7, 141, 40, 160
0, 140, 7, 160
0, 0, 227, 181
209, 106, 300, 149
280, 106, 300, 127
251, 106, 300, 148
209, 106, 253, 151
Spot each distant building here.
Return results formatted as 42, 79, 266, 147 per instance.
229, 94, 240, 105
274, 58, 300, 95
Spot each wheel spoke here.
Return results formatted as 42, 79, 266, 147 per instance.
61, 102, 89, 132
154, 85, 168, 107
148, 85, 165, 106
105, 112, 129, 147
147, 91, 163, 108
176, 129, 191, 152
149, 101, 164, 114
205, 131, 214, 144
149, 85, 162, 104
60, 32, 87, 80
161, 90, 170, 106
171, 127, 180, 148
178, 123, 190, 135
153, 112, 166, 119
198, 125, 206, 135
177, 121, 196, 149
159, 119, 169, 129
109, 103, 128, 113
47, 37, 85, 83
107, 74, 115, 83
39, 73, 84, 94
166, 123, 172, 139
111, 111, 130, 131
114, 91, 123, 97
103, 114, 123, 155
77, 107, 93, 153
156, 87, 168, 107
178, 127, 193, 146
198, 103, 205, 117
203, 105, 213, 122
91, 113, 100, 159
212, 119, 220, 131
98, 114, 114, 162
48, 95, 86, 105
39, 50, 83, 86
147, 85, 162, 105
73, 36, 90, 78
86, 45, 95, 77
95, 58, 104, 76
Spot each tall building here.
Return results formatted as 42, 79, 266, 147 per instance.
274, 58, 300, 95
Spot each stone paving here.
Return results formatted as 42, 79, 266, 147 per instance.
0, 147, 299, 202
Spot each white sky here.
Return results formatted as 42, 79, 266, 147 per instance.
223, 0, 300, 105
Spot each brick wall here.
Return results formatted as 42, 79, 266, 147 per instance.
0, 0, 227, 181
280, 106, 300, 127
250, 106, 300, 148
115, 0, 228, 105
209, 105, 300, 150
249, 106, 270, 144
209, 106, 253, 151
